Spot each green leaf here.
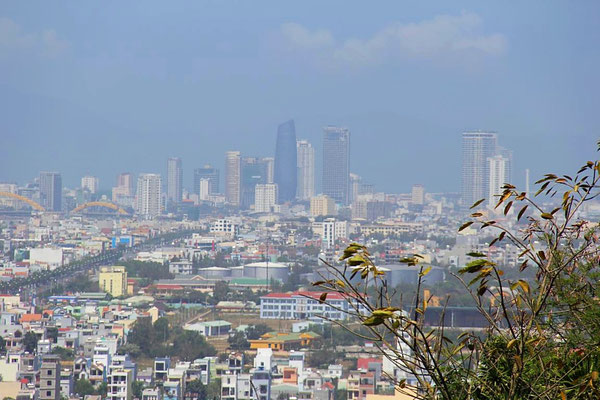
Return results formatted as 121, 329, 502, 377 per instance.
362, 316, 384, 326
459, 221, 474, 232
466, 252, 486, 257
541, 212, 553, 220
470, 198, 486, 209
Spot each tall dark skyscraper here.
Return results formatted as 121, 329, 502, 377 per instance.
39, 171, 62, 211
240, 157, 268, 209
322, 126, 350, 205
194, 165, 220, 195
274, 119, 297, 202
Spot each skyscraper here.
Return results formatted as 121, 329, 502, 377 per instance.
193, 165, 220, 195
225, 151, 241, 206
136, 173, 162, 217
274, 119, 297, 202
167, 157, 183, 205
112, 173, 135, 206
262, 157, 275, 184
297, 140, 315, 200
461, 131, 498, 208
322, 126, 350, 205
39, 171, 62, 211
255, 183, 278, 213
241, 157, 268, 209
81, 176, 99, 194
487, 154, 509, 209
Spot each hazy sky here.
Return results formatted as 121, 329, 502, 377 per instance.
1, 1, 599, 193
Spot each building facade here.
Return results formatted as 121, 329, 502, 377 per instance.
461, 131, 497, 208
40, 355, 61, 400
254, 183, 278, 213
136, 174, 162, 217
274, 120, 297, 202
99, 266, 128, 297
297, 140, 315, 200
322, 127, 350, 205
260, 291, 365, 321
225, 151, 241, 206
487, 154, 509, 209
40, 171, 62, 212
167, 157, 183, 206
81, 176, 99, 194
193, 165, 220, 195
310, 195, 336, 217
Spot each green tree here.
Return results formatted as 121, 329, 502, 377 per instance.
211, 281, 230, 304
46, 327, 58, 343
246, 324, 270, 340
186, 379, 207, 399
74, 379, 95, 397
22, 331, 38, 353
170, 328, 216, 360
131, 381, 145, 399
314, 146, 600, 399
228, 330, 249, 350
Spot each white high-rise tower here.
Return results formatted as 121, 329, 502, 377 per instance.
461, 131, 498, 208
296, 140, 315, 200
136, 173, 162, 218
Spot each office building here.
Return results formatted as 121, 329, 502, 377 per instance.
81, 176, 99, 194
225, 151, 242, 206
322, 126, 350, 205
310, 195, 336, 216
39, 171, 62, 211
274, 120, 297, 202
255, 183, 278, 213
167, 157, 183, 205
461, 131, 498, 208
193, 165, 220, 195
99, 266, 128, 297
112, 173, 135, 207
40, 355, 61, 400
488, 154, 510, 209
262, 157, 275, 184
411, 184, 425, 205
297, 140, 315, 200
136, 173, 162, 217
241, 157, 269, 209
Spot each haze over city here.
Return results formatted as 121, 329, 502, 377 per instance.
2, 1, 599, 193
1, 3, 600, 400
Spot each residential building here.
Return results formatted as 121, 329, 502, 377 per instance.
167, 157, 183, 206
40, 171, 62, 211
322, 126, 350, 205
112, 173, 135, 206
274, 119, 297, 202
260, 291, 365, 321
225, 151, 241, 206
210, 219, 238, 237
193, 165, 220, 195
107, 368, 133, 400
461, 131, 497, 208
321, 218, 347, 249
249, 331, 320, 351
411, 184, 425, 205
136, 173, 162, 217
81, 176, 99, 194
99, 266, 128, 297
487, 154, 509, 209
40, 355, 61, 400
255, 183, 278, 213
297, 140, 315, 200
310, 195, 336, 217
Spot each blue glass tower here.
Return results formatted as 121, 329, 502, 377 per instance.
274, 119, 297, 202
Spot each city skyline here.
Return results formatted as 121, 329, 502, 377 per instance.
1, 2, 597, 193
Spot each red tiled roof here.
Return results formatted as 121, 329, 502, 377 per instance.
357, 357, 382, 370
20, 314, 43, 322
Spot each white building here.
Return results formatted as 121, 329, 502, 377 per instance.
136, 173, 162, 218
169, 260, 193, 275
260, 291, 365, 321
210, 219, 238, 237
29, 248, 63, 270
254, 184, 278, 213
107, 368, 133, 400
488, 154, 509, 209
167, 157, 183, 205
411, 184, 425, 205
322, 218, 347, 249
81, 176, 99, 194
225, 151, 241, 206
198, 178, 211, 201
297, 140, 315, 200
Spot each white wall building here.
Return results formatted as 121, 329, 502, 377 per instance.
297, 140, 315, 200
260, 291, 366, 321
136, 173, 162, 218
488, 154, 509, 209
321, 218, 348, 249
81, 176, 99, 194
254, 184, 278, 213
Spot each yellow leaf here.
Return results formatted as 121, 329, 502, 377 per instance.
561, 390, 566, 400
420, 266, 432, 277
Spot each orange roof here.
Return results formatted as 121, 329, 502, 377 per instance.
20, 314, 43, 323
43, 310, 54, 315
